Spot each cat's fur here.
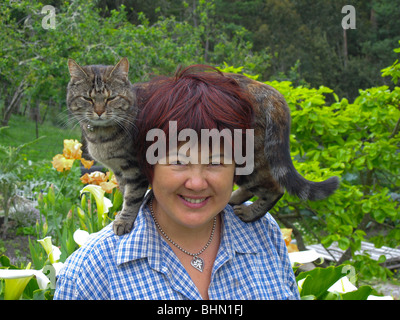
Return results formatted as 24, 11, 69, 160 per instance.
226, 73, 339, 221
67, 58, 339, 235
67, 58, 148, 235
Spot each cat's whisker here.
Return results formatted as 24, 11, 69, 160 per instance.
62, 114, 84, 129
114, 117, 133, 138
57, 111, 74, 129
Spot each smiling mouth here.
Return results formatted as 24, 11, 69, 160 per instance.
180, 195, 209, 204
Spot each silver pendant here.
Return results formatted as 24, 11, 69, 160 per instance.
191, 256, 204, 272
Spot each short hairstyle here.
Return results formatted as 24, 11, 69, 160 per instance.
136, 64, 254, 182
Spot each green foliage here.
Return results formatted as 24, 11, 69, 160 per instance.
221, 43, 400, 281
296, 265, 373, 300
0, 0, 270, 127
0, 128, 44, 234
0, 254, 53, 300
215, 0, 400, 99
266, 62, 399, 280
0, 115, 81, 162
2, 0, 400, 127
382, 45, 400, 84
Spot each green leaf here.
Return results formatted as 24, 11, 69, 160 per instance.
341, 286, 373, 300
112, 188, 124, 213
28, 237, 45, 270
296, 266, 344, 299
0, 255, 12, 268
338, 237, 351, 250
300, 295, 316, 300
333, 93, 339, 102
361, 201, 372, 214
372, 209, 386, 224
377, 255, 386, 264
324, 291, 341, 300
33, 288, 55, 300
321, 236, 334, 248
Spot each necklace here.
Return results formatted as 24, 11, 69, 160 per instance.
149, 197, 217, 273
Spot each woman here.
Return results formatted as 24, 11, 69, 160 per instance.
54, 65, 300, 300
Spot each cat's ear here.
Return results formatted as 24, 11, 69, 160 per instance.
68, 59, 88, 79
110, 57, 129, 79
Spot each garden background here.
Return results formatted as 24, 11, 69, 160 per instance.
0, 0, 399, 300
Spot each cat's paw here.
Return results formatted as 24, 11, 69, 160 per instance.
113, 214, 134, 235
229, 188, 253, 206
233, 204, 254, 222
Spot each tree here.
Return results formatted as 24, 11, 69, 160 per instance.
1, 0, 273, 127
269, 54, 399, 279
221, 41, 400, 280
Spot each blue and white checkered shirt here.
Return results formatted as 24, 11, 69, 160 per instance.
54, 193, 300, 300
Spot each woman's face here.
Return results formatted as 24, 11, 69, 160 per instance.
151, 143, 235, 230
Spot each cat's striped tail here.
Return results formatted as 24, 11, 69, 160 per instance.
264, 97, 340, 201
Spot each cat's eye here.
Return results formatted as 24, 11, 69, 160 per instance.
81, 96, 92, 102
107, 96, 118, 102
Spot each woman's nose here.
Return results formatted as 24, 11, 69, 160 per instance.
184, 166, 208, 191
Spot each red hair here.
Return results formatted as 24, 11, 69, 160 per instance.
136, 64, 254, 182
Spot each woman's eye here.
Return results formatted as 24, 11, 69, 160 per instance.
169, 159, 188, 166
209, 157, 224, 166
209, 162, 222, 167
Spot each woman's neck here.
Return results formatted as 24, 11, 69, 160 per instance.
151, 198, 220, 253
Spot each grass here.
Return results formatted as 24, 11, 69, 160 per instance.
0, 115, 81, 162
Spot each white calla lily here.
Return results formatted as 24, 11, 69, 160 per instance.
51, 245, 61, 262
328, 276, 357, 294
80, 184, 113, 228
288, 249, 321, 266
328, 277, 394, 300
52, 262, 64, 276
37, 236, 61, 264
35, 269, 53, 290
73, 229, 90, 247
0, 266, 50, 300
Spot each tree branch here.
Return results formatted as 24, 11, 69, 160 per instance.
1, 80, 27, 127
276, 215, 307, 251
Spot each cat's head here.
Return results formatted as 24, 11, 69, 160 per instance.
67, 58, 136, 128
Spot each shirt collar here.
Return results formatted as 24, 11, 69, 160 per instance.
115, 191, 259, 268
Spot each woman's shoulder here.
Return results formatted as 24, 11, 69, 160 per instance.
224, 203, 281, 233
224, 204, 285, 253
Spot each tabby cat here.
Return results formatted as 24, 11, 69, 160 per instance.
67, 58, 148, 235
67, 58, 339, 235
226, 73, 339, 221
